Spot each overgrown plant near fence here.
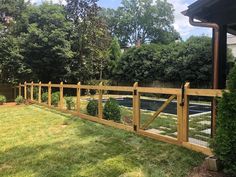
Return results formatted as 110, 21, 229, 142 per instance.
15, 81, 223, 155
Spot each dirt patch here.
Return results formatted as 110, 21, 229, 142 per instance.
188, 161, 229, 177
0, 102, 17, 107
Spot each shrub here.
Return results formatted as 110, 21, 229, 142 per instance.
42, 92, 48, 102
87, 99, 98, 116
65, 97, 75, 110
0, 95, 6, 105
51, 92, 60, 106
103, 98, 121, 122
212, 66, 236, 176
15, 96, 24, 105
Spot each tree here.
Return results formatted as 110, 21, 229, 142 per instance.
114, 44, 162, 82
19, 3, 74, 82
212, 65, 236, 176
0, 0, 28, 34
0, 35, 31, 84
102, 0, 179, 46
158, 36, 213, 86
65, 0, 111, 82
107, 37, 122, 76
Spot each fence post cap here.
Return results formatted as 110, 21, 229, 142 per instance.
77, 82, 81, 85
184, 82, 190, 88
39, 81, 41, 84
133, 82, 138, 88
60, 81, 63, 85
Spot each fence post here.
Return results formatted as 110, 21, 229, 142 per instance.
13, 86, 16, 99
59, 82, 64, 109
38, 82, 42, 103
177, 94, 183, 144
77, 82, 81, 113
24, 81, 27, 100
48, 81, 52, 106
19, 83, 21, 96
133, 82, 140, 132
30, 81, 34, 101
182, 82, 190, 142
98, 82, 103, 119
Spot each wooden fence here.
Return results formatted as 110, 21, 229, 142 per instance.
15, 81, 223, 155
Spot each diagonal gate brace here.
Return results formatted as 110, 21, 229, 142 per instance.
141, 95, 176, 130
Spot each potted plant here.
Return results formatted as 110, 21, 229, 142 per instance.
0, 95, 6, 105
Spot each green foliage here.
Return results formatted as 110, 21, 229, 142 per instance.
51, 92, 60, 106
114, 36, 221, 86
15, 96, 24, 105
65, 0, 111, 82
102, 0, 179, 46
228, 65, 236, 91
19, 3, 74, 82
65, 97, 75, 110
0, 35, 31, 84
213, 66, 236, 176
103, 98, 121, 122
115, 44, 162, 82
41, 92, 48, 103
87, 99, 98, 116
108, 37, 122, 75
0, 95, 6, 104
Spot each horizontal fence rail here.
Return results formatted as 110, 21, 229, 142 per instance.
14, 81, 223, 155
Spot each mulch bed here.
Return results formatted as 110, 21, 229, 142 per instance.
188, 161, 229, 177
0, 102, 17, 107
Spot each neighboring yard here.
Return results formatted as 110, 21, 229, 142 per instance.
0, 105, 205, 177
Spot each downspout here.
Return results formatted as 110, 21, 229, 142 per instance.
189, 17, 220, 89
189, 17, 220, 136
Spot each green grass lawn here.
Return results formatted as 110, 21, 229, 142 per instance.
0, 105, 205, 177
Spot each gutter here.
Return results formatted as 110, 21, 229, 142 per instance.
189, 17, 220, 89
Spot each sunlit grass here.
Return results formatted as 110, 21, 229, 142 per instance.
0, 105, 205, 177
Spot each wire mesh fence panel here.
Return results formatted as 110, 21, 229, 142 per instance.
63, 88, 77, 110
80, 89, 99, 117
139, 93, 178, 139
50, 87, 60, 108
188, 96, 212, 147
33, 86, 39, 101
102, 90, 133, 126
41, 87, 48, 104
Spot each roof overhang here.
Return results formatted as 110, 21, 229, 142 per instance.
183, 0, 236, 35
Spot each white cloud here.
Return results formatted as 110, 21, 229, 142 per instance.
167, 0, 211, 40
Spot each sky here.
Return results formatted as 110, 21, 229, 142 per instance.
31, 0, 212, 40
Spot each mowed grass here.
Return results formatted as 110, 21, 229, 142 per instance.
0, 105, 205, 177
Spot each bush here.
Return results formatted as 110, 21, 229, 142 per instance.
42, 92, 48, 103
87, 99, 98, 116
51, 92, 60, 106
15, 96, 24, 105
0, 95, 6, 105
103, 98, 121, 122
212, 66, 236, 176
65, 97, 75, 110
